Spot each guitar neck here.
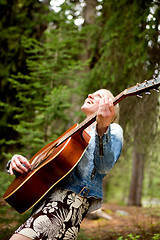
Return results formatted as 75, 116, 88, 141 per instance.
57, 91, 126, 147
57, 76, 160, 147
32, 77, 160, 168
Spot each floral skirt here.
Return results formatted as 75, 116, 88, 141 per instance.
15, 189, 91, 240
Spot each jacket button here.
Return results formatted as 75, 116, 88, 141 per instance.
91, 168, 96, 180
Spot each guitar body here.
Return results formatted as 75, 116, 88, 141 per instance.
3, 125, 90, 214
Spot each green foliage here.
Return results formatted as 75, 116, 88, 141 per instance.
117, 234, 140, 240
77, 0, 160, 206
78, 229, 93, 240
0, 172, 14, 198
0, 0, 51, 164
83, 0, 158, 94
0, 171, 31, 239
0, 0, 86, 161
118, 233, 160, 240
6, 18, 86, 158
152, 234, 160, 240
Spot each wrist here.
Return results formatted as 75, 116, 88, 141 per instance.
6, 160, 11, 174
96, 124, 108, 137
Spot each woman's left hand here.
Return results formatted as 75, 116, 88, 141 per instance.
96, 96, 115, 136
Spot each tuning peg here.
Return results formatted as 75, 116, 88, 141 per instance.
153, 88, 159, 92
137, 94, 143, 98
145, 91, 151, 95
144, 80, 148, 86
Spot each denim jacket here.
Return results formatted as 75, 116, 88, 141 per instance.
63, 123, 123, 206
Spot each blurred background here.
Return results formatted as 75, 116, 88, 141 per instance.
0, 0, 160, 239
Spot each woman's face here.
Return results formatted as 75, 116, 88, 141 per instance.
81, 89, 109, 117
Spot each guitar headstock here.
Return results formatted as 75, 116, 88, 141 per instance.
124, 77, 160, 98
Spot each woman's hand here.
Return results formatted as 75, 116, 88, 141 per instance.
9, 154, 31, 175
96, 96, 115, 136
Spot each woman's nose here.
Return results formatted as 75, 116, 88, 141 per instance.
88, 94, 94, 99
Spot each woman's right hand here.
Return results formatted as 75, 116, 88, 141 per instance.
9, 154, 31, 175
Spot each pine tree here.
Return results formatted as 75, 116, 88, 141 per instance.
0, 0, 51, 165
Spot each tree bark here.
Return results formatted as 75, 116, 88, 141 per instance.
128, 144, 145, 206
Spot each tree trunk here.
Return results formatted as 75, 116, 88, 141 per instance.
128, 144, 145, 206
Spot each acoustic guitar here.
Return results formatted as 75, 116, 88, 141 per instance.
3, 77, 160, 214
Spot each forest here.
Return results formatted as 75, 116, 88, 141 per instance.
0, 0, 160, 239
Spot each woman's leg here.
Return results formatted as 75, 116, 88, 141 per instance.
10, 234, 32, 240
11, 190, 91, 240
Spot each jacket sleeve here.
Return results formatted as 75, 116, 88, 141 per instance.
93, 123, 123, 174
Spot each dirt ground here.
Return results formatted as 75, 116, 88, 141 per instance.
80, 203, 160, 239
1, 201, 160, 240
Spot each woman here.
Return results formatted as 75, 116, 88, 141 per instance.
7, 89, 123, 240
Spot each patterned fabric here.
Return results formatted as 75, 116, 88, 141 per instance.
15, 189, 91, 240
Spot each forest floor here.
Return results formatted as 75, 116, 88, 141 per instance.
79, 203, 160, 240
1, 201, 160, 240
